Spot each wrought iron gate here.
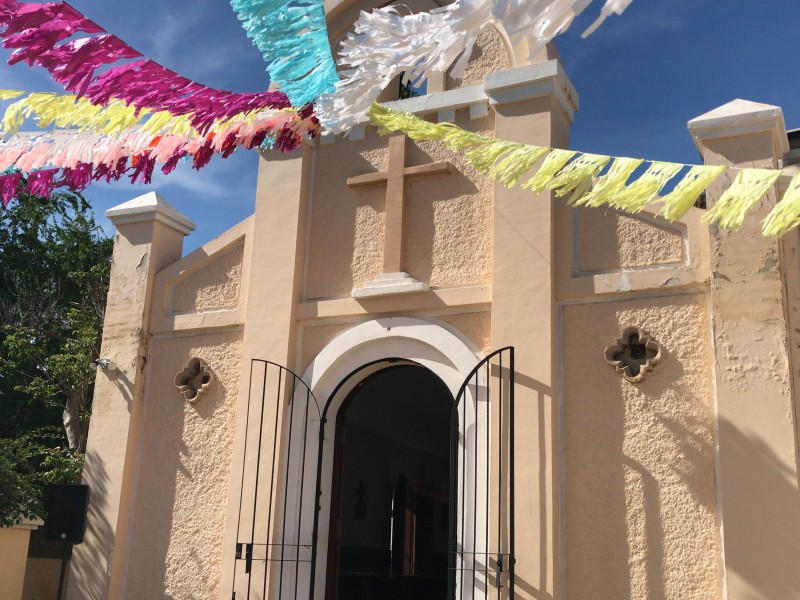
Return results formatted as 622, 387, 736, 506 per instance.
232, 360, 321, 600
232, 348, 515, 600
449, 347, 515, 600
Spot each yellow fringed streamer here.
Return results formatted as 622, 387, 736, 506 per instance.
521, 148, 576, 193
370, 102, 797, 236
369, 103, 435, 141
702, 168, 782, 230
1, 97, 26, 134
1, 93, 144, 135
465, 140, 522, 173
0, 91, 220, 138
576, 156, 643, 208
762, 172, 800, 237
658, 164, 726, 221
489, 144, 549, 188
608, 161, 683, 213
368, 102, 490, 151
544, 152, 611, 203
0, 89, 25, 100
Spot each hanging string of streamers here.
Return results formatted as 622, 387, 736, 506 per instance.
368, 103, 800, 237
0, 1, 292, 133
229, 0, 338, 107
0, 0, 634, 207
0, 0, 321, 205
0, 88, 318, 206
314, 0, 633, 133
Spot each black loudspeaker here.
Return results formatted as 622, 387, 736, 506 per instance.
45, 484, 90, 544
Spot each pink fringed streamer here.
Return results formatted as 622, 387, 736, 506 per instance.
84, 59, 291, 132
128, 153, 155, 185
0, 1, 292, 130
192, 141, 214, 171
162, 149, 187, 175
38, 34, 142, 97
3, 2, 104, 66
57, 161, 92, 191
92, 156, 127, 183
24, 167, 58, 197
0, 171, 22, 206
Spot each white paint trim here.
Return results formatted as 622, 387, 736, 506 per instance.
275, 317, 486, 600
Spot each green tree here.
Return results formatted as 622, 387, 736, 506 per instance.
0, 186, 112, 525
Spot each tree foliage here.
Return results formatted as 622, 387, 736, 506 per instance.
0, 188, 112, 525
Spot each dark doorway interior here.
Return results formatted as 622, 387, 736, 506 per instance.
326, 364, 453, 600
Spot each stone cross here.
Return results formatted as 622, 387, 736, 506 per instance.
347, 134, 452, 275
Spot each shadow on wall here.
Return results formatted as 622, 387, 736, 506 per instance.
509, 367, 555, 600
66, 452, 113, 600
565, 343, 721, 600
716, 418, 800, 599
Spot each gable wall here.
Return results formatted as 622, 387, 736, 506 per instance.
119, 219, 253, 598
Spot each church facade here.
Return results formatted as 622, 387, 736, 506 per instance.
67, 2, 800, 599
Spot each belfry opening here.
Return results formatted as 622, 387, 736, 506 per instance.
325, 363, 454, 600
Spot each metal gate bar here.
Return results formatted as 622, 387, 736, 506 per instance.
232, 360, 320, 600
233, 349, 514, 600
449, 347, 515, 600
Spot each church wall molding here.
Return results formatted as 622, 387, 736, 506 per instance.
149, 216, 254, 334
315, 58, 578, 144
484, 60, 578, 121
295, 283, 491, 321
554, 194, 712, 301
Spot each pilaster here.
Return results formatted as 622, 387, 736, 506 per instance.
689, 99, 800, 598
488, 61, 575, 599
68, 192, 193, 599
218, 145, 313, 597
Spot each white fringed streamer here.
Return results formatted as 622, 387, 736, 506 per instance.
316, 0, 634, 133
581, 0, 633, 37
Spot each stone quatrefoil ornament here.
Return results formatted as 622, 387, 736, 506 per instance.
174, 357, 215, 404
604, 326, 664, 383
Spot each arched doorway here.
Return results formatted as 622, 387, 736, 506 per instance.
325, 364, 453, 600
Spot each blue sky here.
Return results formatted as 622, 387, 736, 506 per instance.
2, 0, 800, 252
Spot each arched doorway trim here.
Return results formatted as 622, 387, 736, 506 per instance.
303, 316, 481, 400
280, 317, 484, 600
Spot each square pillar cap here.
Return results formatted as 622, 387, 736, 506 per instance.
105, 191, 195, 235
688, 99, 789, 159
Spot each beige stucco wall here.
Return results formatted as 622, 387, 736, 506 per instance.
171, 243, 244, 313
305, 138, 386, 298
21, 558, 61, 600
123, 330, 243, 599
576, 207, 685, 272
437, 311, 491, 355
562, 294, 720, 599
301, 323, 353, 373
447, 27, 512, 89
407, 126, 494, 288
0, 526, 34, 600
305, 111, 494, 299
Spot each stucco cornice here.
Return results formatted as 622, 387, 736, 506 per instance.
106, 191, 196, 236
328, 59, 579, 142
688, 98, 789, 160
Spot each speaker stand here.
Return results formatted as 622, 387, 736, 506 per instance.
56, 541, 73, 600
